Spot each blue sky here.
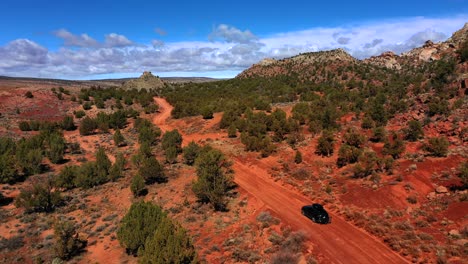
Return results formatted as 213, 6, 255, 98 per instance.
0, 0, 467, 79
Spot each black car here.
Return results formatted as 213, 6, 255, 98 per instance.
301, 204, 330, 224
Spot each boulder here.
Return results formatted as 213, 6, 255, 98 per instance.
435, 186, 448, 194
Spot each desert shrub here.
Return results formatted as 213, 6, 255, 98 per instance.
18, 121, 31, 131
424, 137, 449, 157
343, 128, 366, 148
79, 117, 97, 136
192, 147, 234, 211
0, 154, 18, 184
82, 101, 92, 110
61, 116, 76, 131
25, 91, 33, 98
138, 216, 197, 264
281, 231, 307, 253
183, 141, 201, 166
136, 120, 161, 145
0, 236, 24, 251
352, 150, 378, 178
109, 153, 125, 182
96, 147, 111, 173
200, 105, 214, 119
117, 201, 165, 255
382, 132, 405, 159
165, 146, 178, 164
113, 129, 126, 147
404, 120, 424, 142
15, 179, 63, 213
74, 110, 85, 118
316, 130, 334, 157
139, 157, 166, 184
337, 144, 362, 167
162, 129, 183, 153
370, 126, 386, 142
458, 162, 468, 186
74, 162, 105, 188
46, 132, 66, 164
227, 124, 237, 138
294, 150, 302, 164
427, 97, 450, 116
54, 220, 86, 260
291, 168, 311, 180
361, 116, 374, 129
55, 165, 79, 190
131, 174, 146, 197
256, 211, 280, 227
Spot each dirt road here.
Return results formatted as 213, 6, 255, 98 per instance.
153, 97, 408, 264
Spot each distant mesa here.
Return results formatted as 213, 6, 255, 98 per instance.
123, 71, 165, 90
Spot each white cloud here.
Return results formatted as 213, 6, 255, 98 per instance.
209, 24, 258, 43
53, 29, 99, 47
105, 33, 134, 47
0, 16, 466, 79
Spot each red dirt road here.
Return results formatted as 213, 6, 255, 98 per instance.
153, 97, 408, 264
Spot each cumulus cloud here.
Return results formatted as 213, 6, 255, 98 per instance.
105, 33, 134, 47
0, 39, 48, 72
53, 29, 99, 47
0, 16, 466, 79
209, 24, 258, 43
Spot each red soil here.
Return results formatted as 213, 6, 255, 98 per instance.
152, 97, 408, 264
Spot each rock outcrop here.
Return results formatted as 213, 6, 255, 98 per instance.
123, 71, 165, 90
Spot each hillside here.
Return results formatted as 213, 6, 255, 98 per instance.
0, 24, 467, 264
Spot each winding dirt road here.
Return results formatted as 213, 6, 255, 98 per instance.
153, 97, 408, 264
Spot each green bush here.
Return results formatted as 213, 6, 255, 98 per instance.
55, 165, 79, 190
182, 141, 201, 166
161, 129, 183, 152
404, 120, 424, 141
15, 179, 63, 213
294, 150, 302, 164
61, 116, 76, 131
117, 201, 166, 255
139, 157, 166, 184
79, 117, 97, 136
113, 129, 126, 147
18, 121, 31, 131
130, 174, 146, 197
382, 133, 405, 159
192, 147, 234, 211
458, 162, 468, 186
139, 216, 197, 264
54, 220, 86, 260
165, 146, 178, 164
424, 137, 449, 157
74, 110, 86, 119
316, 131, 334, 157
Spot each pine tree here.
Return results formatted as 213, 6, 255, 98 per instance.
294, 150, 302, 164
54, 220, 86, 260
131, 174, 146, 197
139, 157, 166, 184
192, 147, 233, 211
113, 129, 126, 147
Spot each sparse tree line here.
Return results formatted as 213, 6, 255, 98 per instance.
0, 129, 68, 184
77, 86, 159, 114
